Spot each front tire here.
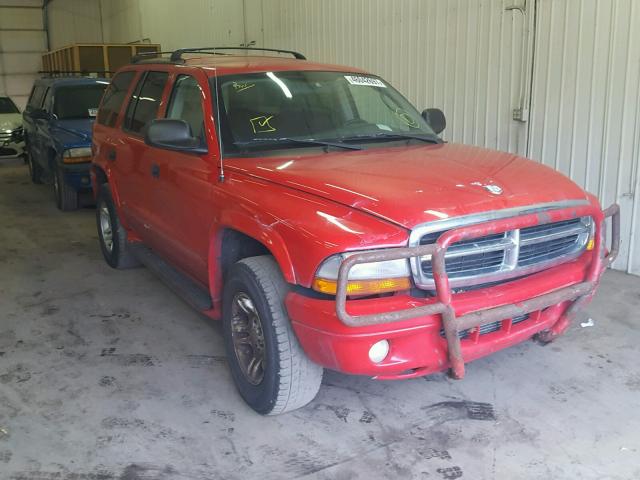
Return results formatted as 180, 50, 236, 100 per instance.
27, 149, 43, 184
223, 256, 323, 415
53, 167, 78, 211
96, 184, 140, 269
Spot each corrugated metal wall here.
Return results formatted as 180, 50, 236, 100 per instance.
529, 0, 640, 273
247, 0, 640, 275
47, 0, 103, 49
100, 0, 245, 51
0, 0, 46, 109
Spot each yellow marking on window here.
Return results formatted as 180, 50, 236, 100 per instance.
250, 115, 277, 134
232, 82, 256, 93
394, 109, 419, 128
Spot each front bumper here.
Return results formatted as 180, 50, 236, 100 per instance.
61, 163, 93, 191
0, 134, 25, 158
286, 203, 620, 379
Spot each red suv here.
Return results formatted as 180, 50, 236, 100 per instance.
91, 47, 620, 415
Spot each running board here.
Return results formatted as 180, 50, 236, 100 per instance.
130, 244, 213, 311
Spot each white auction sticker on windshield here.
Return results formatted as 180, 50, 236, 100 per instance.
88, 108, 98, 117
344, 75, 387, 88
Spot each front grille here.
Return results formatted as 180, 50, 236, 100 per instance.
420, 232, 506, 277
1, 127, 23, 144
0, 147, 18, 156
440, 313, 530, 339
414, 216, 592, 288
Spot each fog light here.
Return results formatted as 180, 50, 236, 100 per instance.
368, 339, 390, 363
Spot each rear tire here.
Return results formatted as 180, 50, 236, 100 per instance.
96, 184, 140, 269
54, 167, 78, 211
223, 256, 323, 415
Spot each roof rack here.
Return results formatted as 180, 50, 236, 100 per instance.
131, 51, 177, 64
131, 50, 225, 65
38, 70, 111, 77
169, 47, 306, 61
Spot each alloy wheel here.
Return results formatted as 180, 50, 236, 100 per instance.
53, 169, 59, 197
99, 202, 114, 252
230, 292, 266, 385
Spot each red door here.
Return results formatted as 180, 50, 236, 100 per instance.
145, 72, 218, 285
112, 70, 170, 244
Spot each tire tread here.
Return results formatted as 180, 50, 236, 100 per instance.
97, 184, 140, 269
237, 256, 322, 415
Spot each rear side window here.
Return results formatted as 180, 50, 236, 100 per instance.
98, 72, 135, 127
166, 75, 206, 144
124, 71, 168, 134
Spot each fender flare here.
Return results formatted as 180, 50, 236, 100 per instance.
207, 211, 297, 305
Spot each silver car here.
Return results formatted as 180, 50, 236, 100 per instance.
0, 96, 25, 159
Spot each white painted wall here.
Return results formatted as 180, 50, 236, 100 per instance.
99, 0, 245, 51
529, 0, 640, 273
47, 0, 103, 49
0, 0, 46, 109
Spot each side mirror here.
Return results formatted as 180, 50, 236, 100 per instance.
144, 119, 206, 154
30, 108, 53, 121
421, 108, 446, 135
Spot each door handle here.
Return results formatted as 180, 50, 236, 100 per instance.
107, 149, 116, 161
151, 163, 160, 178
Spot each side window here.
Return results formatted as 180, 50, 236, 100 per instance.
28, 86, 45, 110
124, 71, 168, 134
98, 71, 136, 127
42, 88, 53, 113
165, 75, 206, 144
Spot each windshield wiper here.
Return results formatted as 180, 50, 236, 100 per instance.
234, 137, 363, 151
340, 133, 441, 144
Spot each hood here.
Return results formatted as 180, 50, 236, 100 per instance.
225, 143, 589, 229
0, 113, 22, 131
50, 118, 94, 147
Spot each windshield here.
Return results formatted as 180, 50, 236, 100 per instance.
212, 71, 437, 154
0, 97, 19, 114
54, 84, 108, 120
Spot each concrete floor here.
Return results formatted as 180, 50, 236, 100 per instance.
0, 158, 639, 480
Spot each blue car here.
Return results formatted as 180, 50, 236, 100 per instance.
23, 77, 109, 210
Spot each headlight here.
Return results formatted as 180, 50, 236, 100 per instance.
11, 126, 24, 142
312, 251, 411, 295
63, 147, 92, 164
582, 216, 595, 251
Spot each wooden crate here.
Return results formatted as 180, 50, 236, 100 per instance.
41, 43, 162, 77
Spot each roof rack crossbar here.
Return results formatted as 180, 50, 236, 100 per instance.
169, 47, 306, 61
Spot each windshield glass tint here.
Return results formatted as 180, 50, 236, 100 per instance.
213, 71, 435, 153
0, 97, 19, 114
54, 84, 107, 120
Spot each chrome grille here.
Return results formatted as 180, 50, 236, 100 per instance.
420, 232, 506, 277
411, 211, 592, 290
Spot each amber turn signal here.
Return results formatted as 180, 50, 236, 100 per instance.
63, 156, 91, 164
312, 277, 411, 295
